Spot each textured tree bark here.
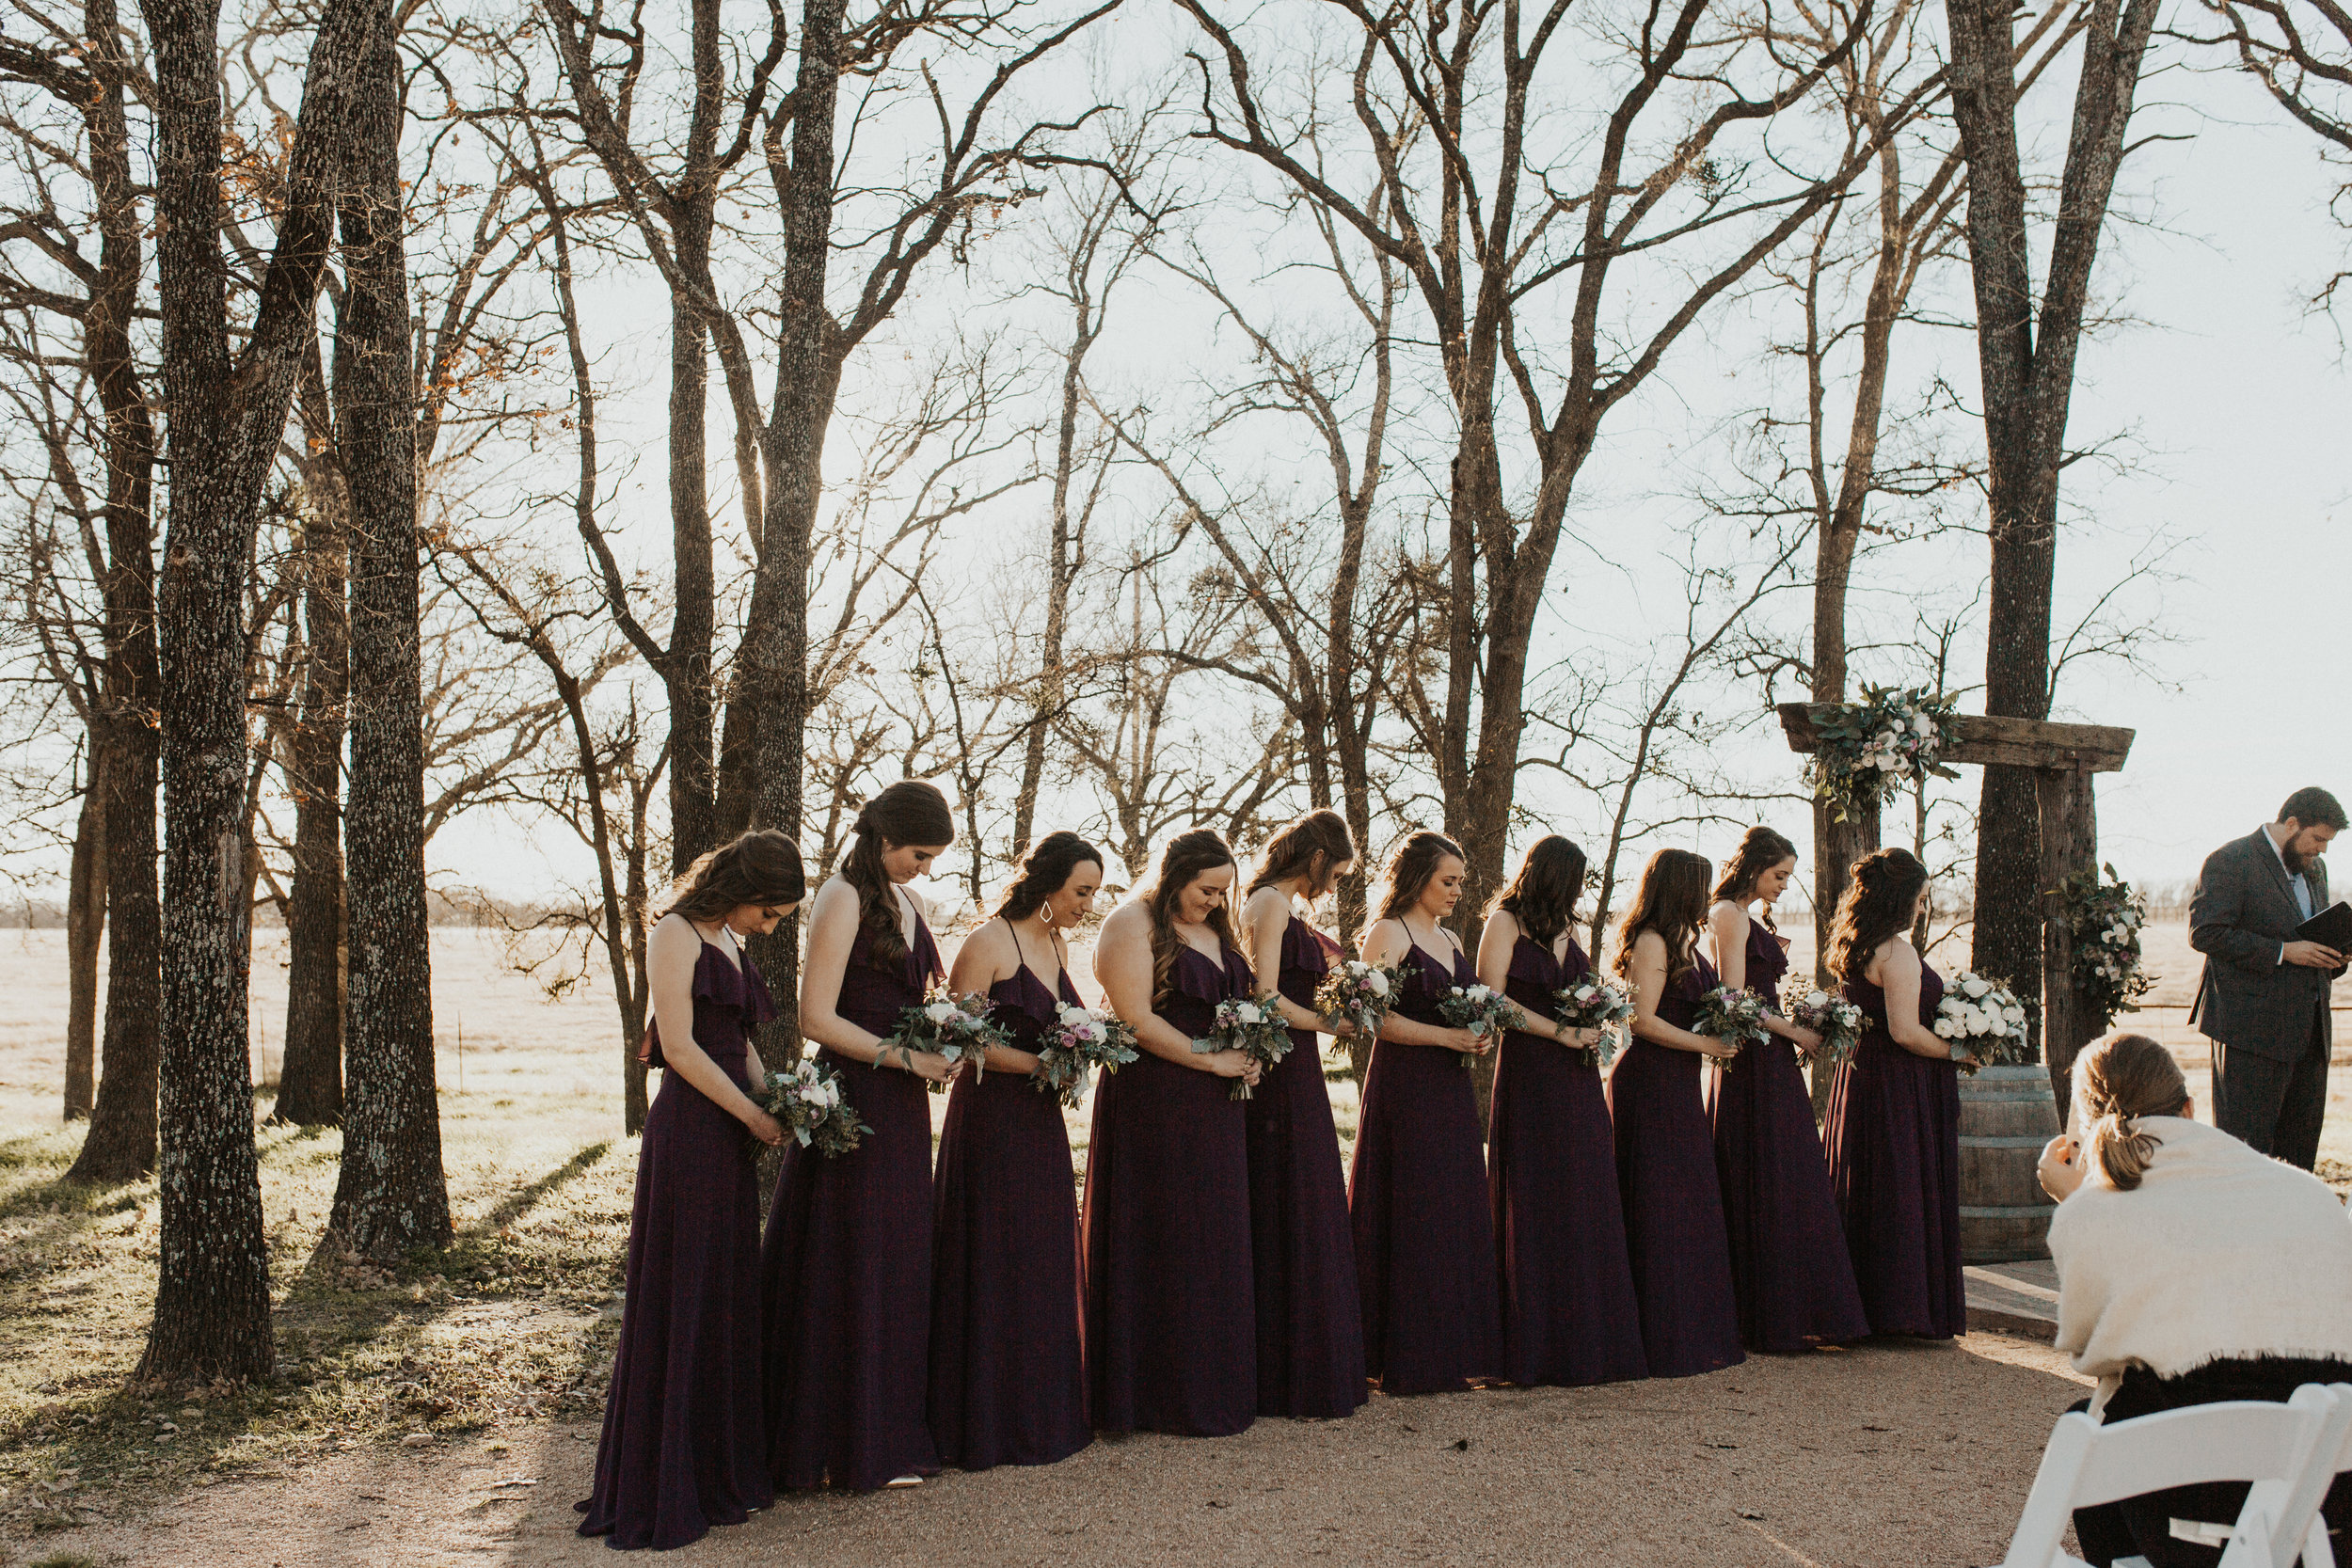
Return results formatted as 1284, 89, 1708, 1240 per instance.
62, 0, 162, 1185
139, 0, 373, 1385
63, 777, 105, 1120
275, 490, 349, 1127
732, 0, 850, 1045
1947, 0, 2157, 1048
327, 5, 451, 1259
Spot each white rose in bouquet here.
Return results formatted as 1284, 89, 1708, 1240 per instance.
926, 1000, 960, 1023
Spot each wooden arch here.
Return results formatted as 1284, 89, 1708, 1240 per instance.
1774, 704, 2137, 1110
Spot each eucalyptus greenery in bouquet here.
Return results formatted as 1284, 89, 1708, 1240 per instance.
1776, 975, 1865, 1069
2056, 863, 2153, 1022
755, 1058, 871, 1158
888, 987, 1015, 1092
1692, 983, 1772, 1069
1552, 974, 1633, 1068
1031, 1003, 1140, 1110
1437, 983, 1523, 1071
1191, 992, 1292, 1100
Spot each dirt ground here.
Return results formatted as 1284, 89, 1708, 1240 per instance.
48, 1335, 2090, 1568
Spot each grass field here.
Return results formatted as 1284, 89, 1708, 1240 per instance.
0, 919, 2344, 1551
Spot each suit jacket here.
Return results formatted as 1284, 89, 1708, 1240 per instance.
2188, 829, 2338, 1062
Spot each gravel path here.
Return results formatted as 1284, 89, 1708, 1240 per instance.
60, 1333, 2089, 1567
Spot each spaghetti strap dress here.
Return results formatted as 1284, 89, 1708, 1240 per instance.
576, 938, 775, 1550
1248, 916, 1367, 1418
1827, 960, 1964, 1338
1488, 933, 1647, 1387
1349, 938, 1504, 1394
1081, 941, 1259, 1436
1707, 917, 1868, 1352
759, 913, 944, 1491
927, 932, 1091, 1468
1609, 954, 1745, 1377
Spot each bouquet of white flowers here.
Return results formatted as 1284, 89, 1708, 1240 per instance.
887, 988, 1015, 1092
1933, 971, 2030, 1074
1437, 983, 1523, 1071
1692, 984, 1772, 1069
755, 1059, 871, 1158
1314, 959, 1404, 1040
1776, 975, 1866, 1069
1553, 974, 1633, 1068
1191, 992, 1292, 1100
1031, 1003, 1140, 1110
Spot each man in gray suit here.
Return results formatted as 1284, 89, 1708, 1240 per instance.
2189, 785, 2347, 1168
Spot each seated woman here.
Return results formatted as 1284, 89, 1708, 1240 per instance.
2041, 1031, 2352, 1567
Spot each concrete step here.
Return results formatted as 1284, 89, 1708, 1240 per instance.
1965, 1259, 2059, 1342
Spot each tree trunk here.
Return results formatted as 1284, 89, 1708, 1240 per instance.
64, 0, 161, 1184
275, 495, 348, 1126
1948, 0, 2158, 1049
64, 770, 105, 1120
734, 0, 850, 1045
326, 9, 451, 1259
140, 0, 377, 1384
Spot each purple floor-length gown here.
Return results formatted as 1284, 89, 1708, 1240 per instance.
1350, 938, 1504, 1395
577, 939, 775, 1550
1826, 960, 1964, 1338
760, 916, 944, 1491
1082, 942, 1258, 1436
1707, 919, 1868, 1353
1610, 953, 1745, 1378
1249, 917, 1367, 1418
927, 935, 1091, 1469
1488, 934, 1648, 1387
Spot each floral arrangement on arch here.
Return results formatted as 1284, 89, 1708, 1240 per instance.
1804, 685, 1962, 822
2055, 863, 2153, 1022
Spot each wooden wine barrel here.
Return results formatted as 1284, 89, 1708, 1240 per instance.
1958, 1063, 2060, 1263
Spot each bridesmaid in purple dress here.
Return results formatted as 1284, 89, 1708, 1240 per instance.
1239, 809, 1368, 1418
1476, 835, 1647, 1388
578, 830, 805, 1551
1705, 828, 1869, 1353
1609, 848, 1745, 1377
1352, 830, 1504, 1394
1824, 847, 1966, 1338
761, 782, 964, 1492
1084, 829, 1263, 1436
928, 832, 1101, 1469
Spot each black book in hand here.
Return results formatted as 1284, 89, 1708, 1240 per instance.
2296, 900, 2352, 952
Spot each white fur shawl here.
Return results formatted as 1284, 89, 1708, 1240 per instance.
2050, 1117, 2352, 1412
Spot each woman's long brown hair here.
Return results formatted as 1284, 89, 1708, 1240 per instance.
1609, 848, 1712, 988
840, 781, 955, 974
1826, 847, 1929, 987
1710, 825, 1798, 933
1145, 829, 1240, 1002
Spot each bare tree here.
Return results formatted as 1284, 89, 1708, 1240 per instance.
1182, 0, 1933, 927
1947, 0, 2161, 1019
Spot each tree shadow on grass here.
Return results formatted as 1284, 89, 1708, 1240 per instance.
464, 1140, 612, 1240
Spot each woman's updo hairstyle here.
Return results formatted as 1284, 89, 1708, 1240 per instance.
994, 831, 1104, 924
1145, 828, 1240, 1000
840, 780, 955, 974
662, 829, 806, 925
1827, 847, 1930, 986
1712, 825, 1800, 931
1248, 808, 1357, 899
2072, 1031, 2189, 1192
1375, 830, 1464, 921
1490, 835, 1586, 947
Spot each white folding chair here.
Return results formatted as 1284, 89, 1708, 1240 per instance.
1995, 1384, 2347, 1568
2246, 1382, 2352, 1568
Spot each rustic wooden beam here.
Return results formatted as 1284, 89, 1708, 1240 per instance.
2037, 767, 2100, 1120
1774, 704, 2134, 773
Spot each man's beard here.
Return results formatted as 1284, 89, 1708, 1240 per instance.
2283, 842, 2311, 875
